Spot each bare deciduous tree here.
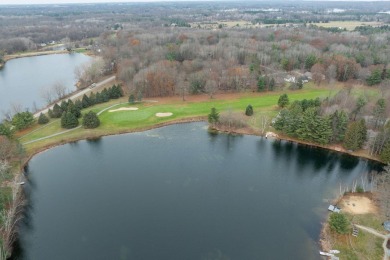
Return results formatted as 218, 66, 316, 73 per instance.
52, 81, 67, 100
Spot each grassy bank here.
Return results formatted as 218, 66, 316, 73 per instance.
19, 86, 333, 154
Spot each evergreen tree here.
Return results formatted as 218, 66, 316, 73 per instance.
330, 110, 348, 143
257, 76, 266, 92
67, 102, 81, 118
89, 92, 96, 106
110, 85, 123, 99
61, 111, 79, 129
272, 109, 289, 131
48, 109, 54, 118
304, 54, 317, 70
75, 100, 83, 110
380, 142, 390, 163
101, 89, 110, 102
12, 111, 34, 130
329, 213, 350, 234
38, 113, 49, 125
373, 98, 386, 129
82, 94, 91, 108
82, 111, 100, 129
245, 105, 253, 116
278, 94, 289, 108
60, 100, 68, 111
94, 92, 101, 104
344, 120, 367, 151
269, 78, 275, 91
366, 69, 382, 86
129, 94, 135, 104
208, 107, 219, 125
352, 96, 367, 121
51, 103, 63, 118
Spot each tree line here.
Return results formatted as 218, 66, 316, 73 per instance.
273, 94, 390, 162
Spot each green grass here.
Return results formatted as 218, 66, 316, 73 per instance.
20, 87, 336, 153
328, 211, 385, 260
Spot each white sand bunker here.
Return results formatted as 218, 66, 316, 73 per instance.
156, 112, 173, 117
109, 107, 139, 112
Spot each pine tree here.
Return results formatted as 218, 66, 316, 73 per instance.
75, 100, 83, 110
67, 102, 81, 118
344, 120, 367, 151
82, 94, 91, 108
38, 113, 49, 125
380, 142, 390, 163
60, 100, 68, 111
101, 89, 110, 102
89, 92, 96, 106
82, 111, 100, 129
373, 98, 386, 129
245, 105, 253, 116
366, 69, 382, 86
51, 103, 63, 118
208, 107, 219, 126
129, 94, 135, 104
278, 94, 289, 108
269, 78, 275, 91
61, 111, 79, 129
257, 76, 266, 92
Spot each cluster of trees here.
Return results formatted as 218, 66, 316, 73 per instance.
273, 92, 390, 161
99, 21, 390, 100
46, 85, 122, 129
0, 111, 34, 138
274, 97, 339, 145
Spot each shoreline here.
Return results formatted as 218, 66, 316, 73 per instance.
11, 117, 384, 258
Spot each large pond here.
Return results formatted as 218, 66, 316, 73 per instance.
15, 123, 379, 260
0, 53, 91, 116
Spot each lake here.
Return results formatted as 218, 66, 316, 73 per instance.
0, 53, 91, 116
14, 123, 379, 260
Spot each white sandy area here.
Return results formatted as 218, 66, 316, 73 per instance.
340, 195, 377, 215
109, 107, 139, 112
156, 112, 173, 117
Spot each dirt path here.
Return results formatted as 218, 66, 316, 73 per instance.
354, 224, 389, 260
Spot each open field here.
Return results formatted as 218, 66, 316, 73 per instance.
311, 21, 384, 31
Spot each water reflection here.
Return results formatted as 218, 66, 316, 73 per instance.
15, 123, 383, 260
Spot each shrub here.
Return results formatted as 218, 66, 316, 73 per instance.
82, 111, 100, 129
245, 105, 253, 116
38, 113, 49, 125
129, 94, 135, 104
329, 213, 350, 234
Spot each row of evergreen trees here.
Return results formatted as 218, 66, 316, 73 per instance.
43, 85, 123, 129
273, 96, 368, 148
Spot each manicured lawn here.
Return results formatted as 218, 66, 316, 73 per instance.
21, 87, 336, 153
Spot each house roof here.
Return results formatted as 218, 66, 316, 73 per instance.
384, 221, 390, 231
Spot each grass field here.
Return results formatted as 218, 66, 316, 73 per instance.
327, 212, 385, 259
19, 86, 335, 153
311, 21, 383, 31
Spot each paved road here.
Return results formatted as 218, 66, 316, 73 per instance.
33, 75, 116, 118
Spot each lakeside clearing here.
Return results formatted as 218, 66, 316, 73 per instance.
321, 193, 389, 260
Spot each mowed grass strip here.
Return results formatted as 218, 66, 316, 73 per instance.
22, 87, 335, 152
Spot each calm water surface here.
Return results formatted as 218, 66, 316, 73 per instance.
0, 53, 91, 114
16, 123, 378, 260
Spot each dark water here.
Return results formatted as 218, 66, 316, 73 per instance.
0, 53, 91, 115
15, 123, 380, 260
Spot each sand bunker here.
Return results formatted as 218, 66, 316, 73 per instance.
340, 195, 377, 215
156, 112, 173, 117
109, 107, 138, 112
